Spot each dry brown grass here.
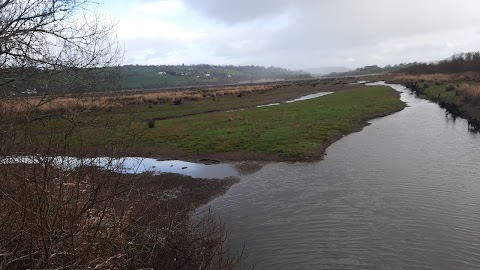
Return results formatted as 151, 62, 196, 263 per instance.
392, 72, 480, 82
458, 84, 480, 103
0, 96, 124, 116
111, 84, 280, 104
0, 83, 283, 115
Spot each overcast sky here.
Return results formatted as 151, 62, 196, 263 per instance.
96, 0, 480, 70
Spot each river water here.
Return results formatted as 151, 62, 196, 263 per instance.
206, 83, 480, 270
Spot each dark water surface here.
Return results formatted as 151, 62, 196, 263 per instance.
206, 83, 480, 269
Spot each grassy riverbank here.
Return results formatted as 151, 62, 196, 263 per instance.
390, 74, 480, 128
57, 85, 405, 161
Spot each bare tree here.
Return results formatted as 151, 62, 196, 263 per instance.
0, 0, 122, 169
0, 1, 244, 269
0, 0, 121, 96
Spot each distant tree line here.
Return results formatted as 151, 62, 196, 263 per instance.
327, 51, 480, 77
400, 52, 480, 74
327, 63, 416, 77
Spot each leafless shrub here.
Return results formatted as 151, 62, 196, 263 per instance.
0, 0, 122, 97
0, 161, 242, 269
0, 0, 243, 268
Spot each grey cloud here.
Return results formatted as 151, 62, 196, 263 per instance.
123, 37, 190, 64
181, 0, 292, 23
182, 0, 480, 45
124, 0, 480, 69
182, 0, 480, 32
276, 1, 479, 47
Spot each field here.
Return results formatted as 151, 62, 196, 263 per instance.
19, 80, 406, 161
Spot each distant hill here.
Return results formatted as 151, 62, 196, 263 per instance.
0, 64, 312, 96
120, 64, 312, 89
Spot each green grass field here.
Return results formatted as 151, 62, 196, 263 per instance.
57, 85, 404, 160
415, 84, 459, 103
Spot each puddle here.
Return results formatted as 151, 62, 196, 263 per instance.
123, 158, 239, 179
285, 92, 332, 103
350, 80, 369, 85
229, 91, 333, 112
1, 156, 239, 179
257, 103, 281, 108
261, 91, 333, 107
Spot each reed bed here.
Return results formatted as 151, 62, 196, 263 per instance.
0, 83, 283, 114
393, 72, 480, 82
458, 84, 480, 103
0, 96, 123, 115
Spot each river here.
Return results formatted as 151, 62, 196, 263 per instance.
205, 83, 480, 269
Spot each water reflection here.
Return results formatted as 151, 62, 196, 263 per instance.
2, 156, 239, 179
122, 158, 239, 179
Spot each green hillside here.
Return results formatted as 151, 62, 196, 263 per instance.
120, 64, 312, 89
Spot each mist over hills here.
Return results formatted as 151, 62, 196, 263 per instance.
304, 67, 351, 76
120, 64, 312, 89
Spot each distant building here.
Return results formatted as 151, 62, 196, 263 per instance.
204, 73, 211, 77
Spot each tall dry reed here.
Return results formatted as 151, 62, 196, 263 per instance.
458, 84, 480, 103
1, 84, 283, 114
393, 72, 480, 82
